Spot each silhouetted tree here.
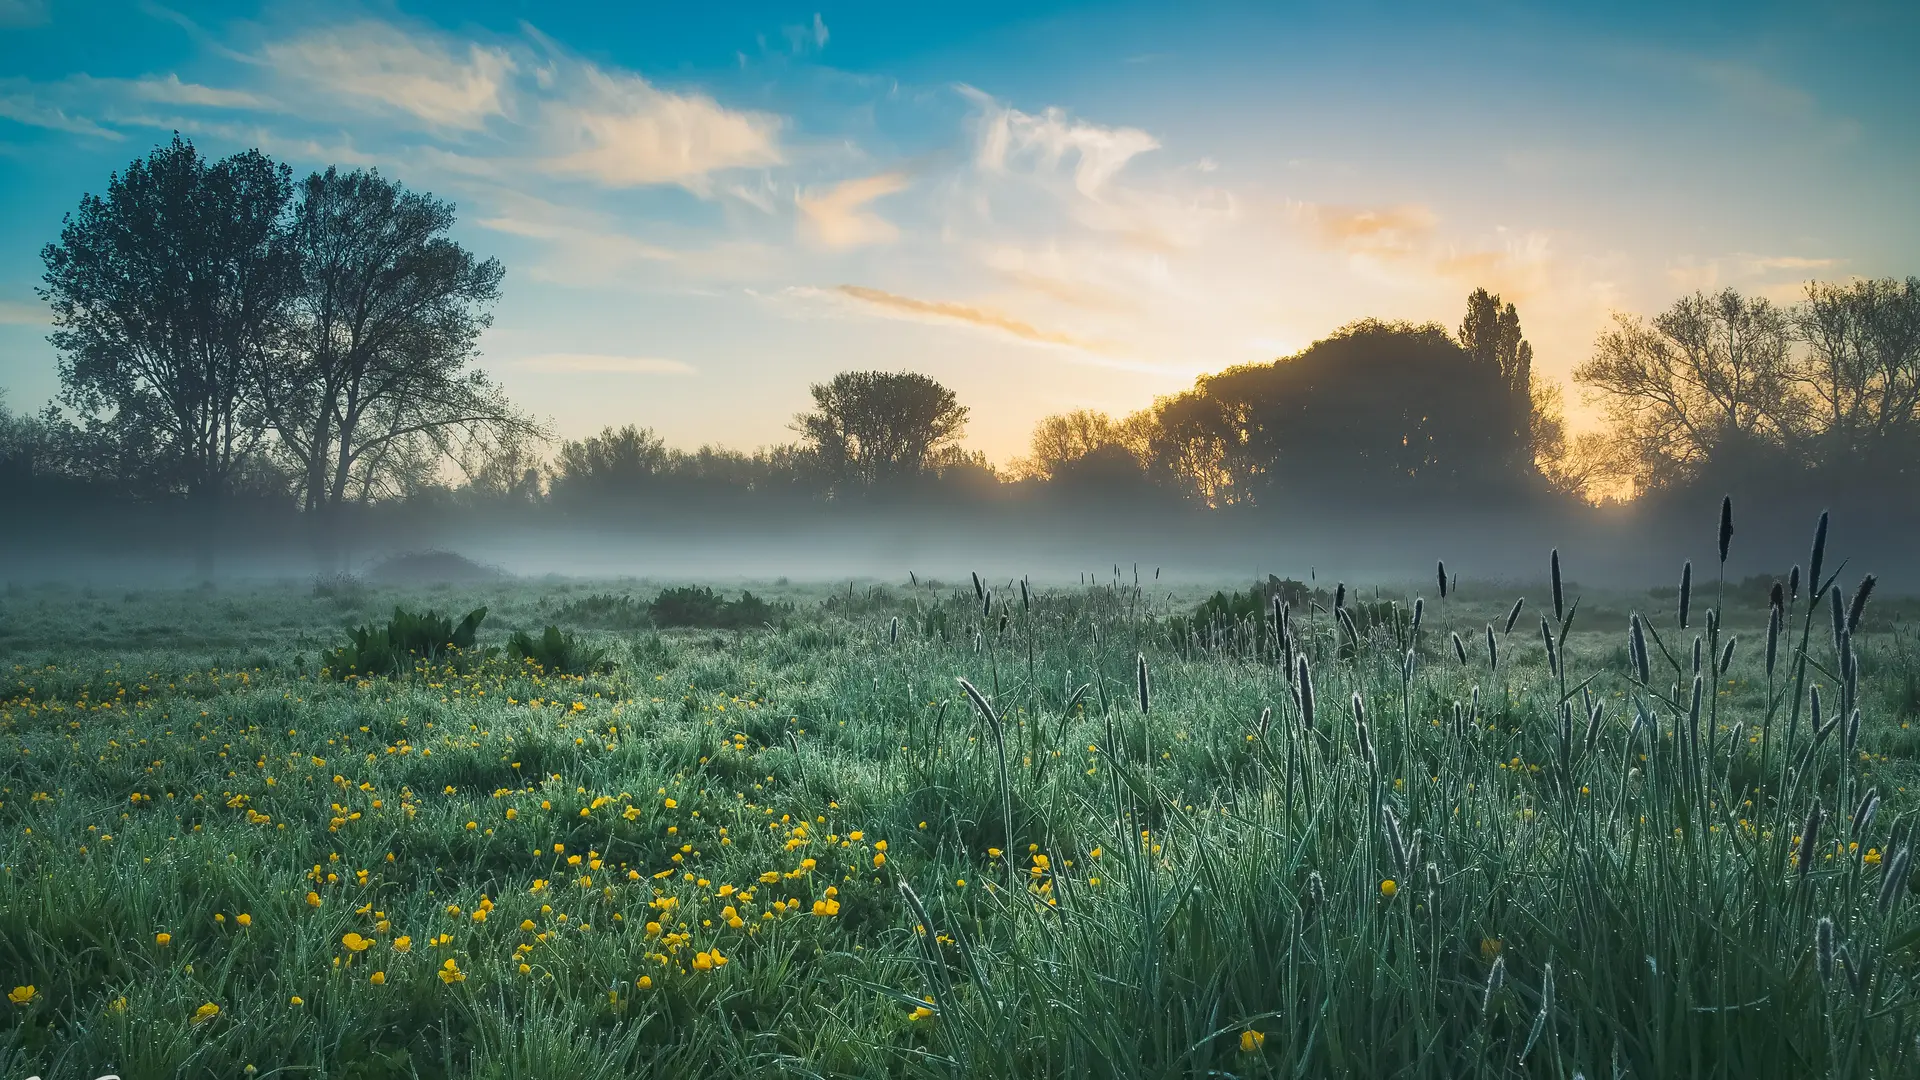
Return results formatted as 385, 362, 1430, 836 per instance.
1793, 277, 1920, 490
259, 167, 526, 510
39, 135, 299, 503
1459, 287, 1538, 468
1013, 408, 1157, 493
1575, 288, 1797, 494
550, 425, 671, 502
1144, 319, 1535, 505
794, 371, 968, 490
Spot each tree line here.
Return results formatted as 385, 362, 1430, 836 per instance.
3, 135, 1917, 520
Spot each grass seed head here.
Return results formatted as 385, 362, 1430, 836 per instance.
1848, 574, 1875, 634
1809, 511, 1829, 603
1718, 496, 1733, 563
1678, 561, 1692, 630
1551, 548, 1564, 623
1879, 848, 1910, 914
1816, 916, 1835, 983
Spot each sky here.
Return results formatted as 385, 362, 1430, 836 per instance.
1, 0, 1916, 464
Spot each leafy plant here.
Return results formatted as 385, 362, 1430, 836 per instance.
507, 625, 613, 675
323, 606, 489, 679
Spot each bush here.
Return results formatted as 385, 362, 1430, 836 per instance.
323, 606, 490, 679
551, 593, 650, 629
507, 625, 613, 675
648, 586, 792, 630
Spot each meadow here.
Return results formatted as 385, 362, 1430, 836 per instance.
4, 515, 1920, 1079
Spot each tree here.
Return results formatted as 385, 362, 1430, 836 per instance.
1459, 287, 1543, 471
1144, 319, 1532, 505
1011, 408, 1154, 486
1793, 277, 1920, 487
260, 167, 528, 510
39, 134, 299, 502
793, 371, 968, 489
549, 425, 670, 503
1575, 289, 1797, 493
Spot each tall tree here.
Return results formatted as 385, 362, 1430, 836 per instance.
1458, 287, 1538, 469
39, 134, 298, 502
260, 167, 525, 510
793, 371, 968, 489
1575, 288, 1797, 493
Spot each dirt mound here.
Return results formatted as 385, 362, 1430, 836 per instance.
364, 550, 506, 585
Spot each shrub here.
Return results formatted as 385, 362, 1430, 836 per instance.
323, 606, 490, 679
507, 625, 613, 675
648, 586, 792, 630
551, 592, 651, 629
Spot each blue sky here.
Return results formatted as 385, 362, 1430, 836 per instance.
2, 0, 1916, 461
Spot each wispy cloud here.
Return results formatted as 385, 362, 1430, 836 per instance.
0, 86, 125, 139
963, 85, 1159, 198
831, 284, 1111, 352
517, 353, 695, 374
264, 20, 516, 131
797, 172, 908, 248
1294, 203, 1438, 258
129, 74, 272, 110
534, 63, 782, 191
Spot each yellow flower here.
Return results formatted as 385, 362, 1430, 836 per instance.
191, 1002, 221, 1025
910, 1003, 934, 1021
873, 852, 886, 868
520, 919, 537, 932
637, 975, 653, 990
342, 933, 372, 952
7, 985, 35, 1006
306, 891, 322, 908
289, 995, 305, 1006
155, 932, 172, 947
1380, 880, 1397, 898
1240, 1029, 1265, 1053
235, 914, 251, 928
393, 936, 412, 953
438, 959, 466, 984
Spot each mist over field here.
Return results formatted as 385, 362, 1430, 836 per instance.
5, 3, 1920, 1078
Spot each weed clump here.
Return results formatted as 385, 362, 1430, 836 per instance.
507, 624, 612, 674
323, 606, 490, 679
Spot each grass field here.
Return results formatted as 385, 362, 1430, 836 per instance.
4, 528, 1920, 1078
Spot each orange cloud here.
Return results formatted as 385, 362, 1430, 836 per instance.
1295, 203, 1438, 257
832, 285, 1112, 352
797, 172, 909, 248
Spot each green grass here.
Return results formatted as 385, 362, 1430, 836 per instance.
2, 561, 1919, 1078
